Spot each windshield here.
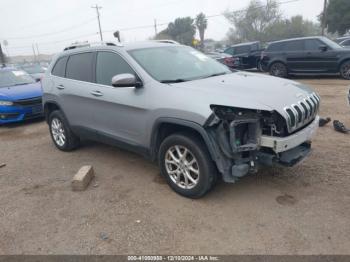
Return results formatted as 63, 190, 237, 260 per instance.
321, 37, 342, 49
128, 46, 231, 82
21, 65, 46, 74
0, 70, 36, 88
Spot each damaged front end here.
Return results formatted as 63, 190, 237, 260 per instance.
204, 105, 315, 183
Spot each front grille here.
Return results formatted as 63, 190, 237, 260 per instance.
13, 97, 42, 106
284, 92, 320, 133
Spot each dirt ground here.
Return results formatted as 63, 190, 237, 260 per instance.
0, 76, 349, 255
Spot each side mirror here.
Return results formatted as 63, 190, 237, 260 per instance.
111, 73, 142, 88
319, 45, 328, 52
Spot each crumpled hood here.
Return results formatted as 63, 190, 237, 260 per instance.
171, 71, 316, 116
0, 82, 42, 101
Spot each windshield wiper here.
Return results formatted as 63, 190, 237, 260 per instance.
201, 72, 229, 79
160, 79, 188, 83
12, 83, 32, 86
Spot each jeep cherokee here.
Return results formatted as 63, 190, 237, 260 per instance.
42, 41, 320, 198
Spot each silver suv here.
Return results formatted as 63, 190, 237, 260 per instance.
42, 41, 320, 198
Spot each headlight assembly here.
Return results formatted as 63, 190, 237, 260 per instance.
0, 100, 14, 106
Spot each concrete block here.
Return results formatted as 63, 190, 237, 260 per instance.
72, 165, 94, 191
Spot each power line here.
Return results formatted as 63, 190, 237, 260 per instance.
4, 17, 97, 40
6, 0, 303, 54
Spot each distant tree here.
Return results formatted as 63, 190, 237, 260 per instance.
224, 0, 321, 44
155, 17, 196, 46
224, 0, 281, 43
266, 15, 321, 41
323, 0, 350, 35
154, 30, 172, 40
168, 17, 196, 45
195, 13, 208, 49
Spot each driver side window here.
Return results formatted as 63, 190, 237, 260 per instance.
96, 51, 136, 86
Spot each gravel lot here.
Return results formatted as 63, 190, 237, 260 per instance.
0, 76, 349, 255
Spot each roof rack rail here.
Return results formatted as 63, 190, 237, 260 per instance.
152, 39, 180, 44
63, 41, 123, 51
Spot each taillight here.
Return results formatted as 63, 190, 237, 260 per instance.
224, 57, 235, 64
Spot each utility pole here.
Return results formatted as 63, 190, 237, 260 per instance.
0, 44, 6, 67
91, 4, 103, 41
36, 43, 40, 63
154, 19, 158, 36
32, 44, 37, 63
321, 0, 327, 36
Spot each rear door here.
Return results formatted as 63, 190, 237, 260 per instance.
234, 45, 251, 68
282, 40, 305, 72
57, 52, 99, 130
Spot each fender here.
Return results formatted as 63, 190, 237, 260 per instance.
43, 100, 68, 124
338, 57, 350, 70
149, 117, 218, 162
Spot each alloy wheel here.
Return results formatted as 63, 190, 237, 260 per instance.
51, 118, 66, 147
165, 145, 200, 190
341, 63, 350, 79
270, 63, 286, 77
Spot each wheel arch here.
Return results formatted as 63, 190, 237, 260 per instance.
43, 101, 61, 123
338, 58, 350, 71
150, 118, 216, 163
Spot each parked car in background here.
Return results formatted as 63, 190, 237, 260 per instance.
205, 51, 238, 69
261, 36, 350, 79
0, 67, 43, 124
224, 41, 264, 71
335, 36, 350, 47
43, 41, 320, 198
20, 64, 46, 81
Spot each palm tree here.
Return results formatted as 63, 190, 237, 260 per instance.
195, 13, 208, 49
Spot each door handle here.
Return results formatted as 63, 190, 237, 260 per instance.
56, 84, 65, 90
91, 90, 103, 97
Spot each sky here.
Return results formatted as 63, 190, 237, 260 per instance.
0, 0, 325, 56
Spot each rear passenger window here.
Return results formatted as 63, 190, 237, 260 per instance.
305, 39, 323, 51
51, 56, 68, 77
283, 40, 303, 51
235, 45, 250, 54
267, 42, 284, 52
66, 52, 94, 82
96, 52, 135, 86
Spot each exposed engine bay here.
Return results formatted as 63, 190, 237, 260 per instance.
204, 105, 316, 183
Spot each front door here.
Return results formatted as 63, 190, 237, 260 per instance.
90, 51, 149, 146
303, 39, 339, 72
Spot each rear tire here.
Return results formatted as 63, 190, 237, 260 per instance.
48, 110, 80, 151
158, 133, 217, 198
340, 60, 350, 80
269, 62, 288, 78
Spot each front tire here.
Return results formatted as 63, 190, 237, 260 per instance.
158, 133, 217, 198
340, 61, 350, 80
49, 110, 80, 151
269, 62, 288, 78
